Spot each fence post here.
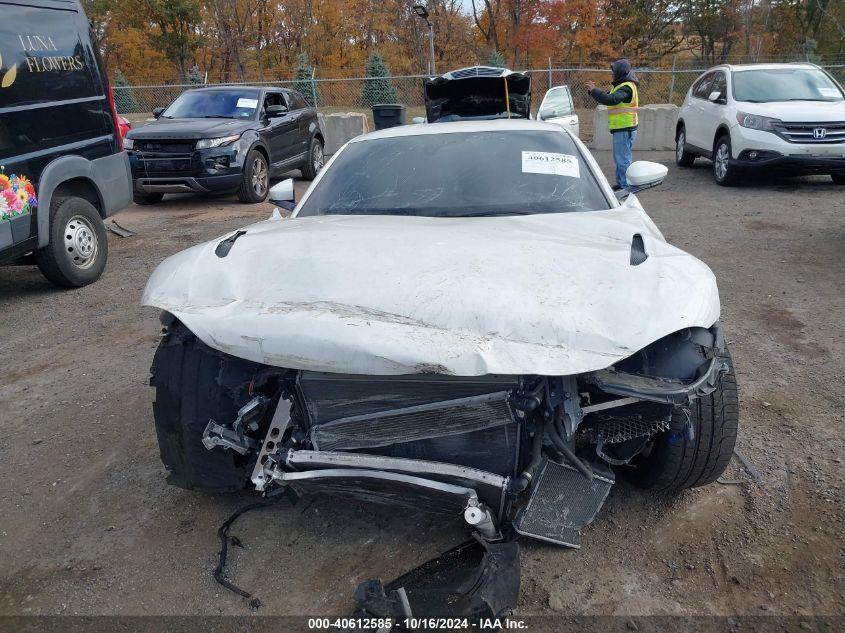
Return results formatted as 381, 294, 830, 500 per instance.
668, 55, 677, 104
311, 68, 317, 107
548, 57, 552, 88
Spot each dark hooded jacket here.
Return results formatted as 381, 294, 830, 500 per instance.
588, 59, 639, 130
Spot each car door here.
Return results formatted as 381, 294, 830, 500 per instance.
697, 71, 728, 153
260, 90, 299, 169
539, 86, 580, 138
685, 72, 716, 150
285, 91, 312, 157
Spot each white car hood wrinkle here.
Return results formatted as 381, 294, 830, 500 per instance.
142, 207, 720, 376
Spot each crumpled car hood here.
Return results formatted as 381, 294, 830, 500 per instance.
142, 203, 720, 376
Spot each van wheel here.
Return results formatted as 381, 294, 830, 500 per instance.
675, 126, 696, 167
133, 192, 164, 205
301, 137, 324, 181
36, 196, 108, 288
627, 350, 739, 491
712, 135, 738, 186
237, 150, 269, 203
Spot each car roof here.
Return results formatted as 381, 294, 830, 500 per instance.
351, 119, 572, 143
186, 85, 291, 93
706, 62, 820, 72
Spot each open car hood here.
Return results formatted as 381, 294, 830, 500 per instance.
142, 199, 720, 376
424, 66, 531, 122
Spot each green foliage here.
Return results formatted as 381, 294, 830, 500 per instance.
112, 69, 140, 113
144, 0, 204, 77
185, 64, 204, 85
293, 52, 319, 106
361, 51, 398, 107
802, 39, 823, 63
487, 50, 506, 68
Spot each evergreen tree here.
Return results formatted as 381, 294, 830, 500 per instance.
487, 50, 506, 68
185, 64, 204, 85
293, 52, 319, 106
361, 52, 398, 107
112, 69, 140, 114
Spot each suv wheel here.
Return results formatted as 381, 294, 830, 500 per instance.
712, 135, 738, 186
237, 150, 269, 203
301, 137, 324, 181
133, 192, 164, 205
36, 196, 108, 288
675, 126, 696, 167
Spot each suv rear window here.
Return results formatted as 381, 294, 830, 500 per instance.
0, 2, 99, 109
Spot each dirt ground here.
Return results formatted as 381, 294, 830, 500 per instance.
1, 152, 843, 624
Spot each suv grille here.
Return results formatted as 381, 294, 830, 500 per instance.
135, 139, 197, 154
775, 121, 845, 144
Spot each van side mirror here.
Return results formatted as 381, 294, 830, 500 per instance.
269, 178, 296, 211
708, 91, 725, 104
152, 107, 166, 118
625, 161, 668, 194
539, 108, 555, 121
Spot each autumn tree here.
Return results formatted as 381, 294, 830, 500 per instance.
141, 0, 205, 79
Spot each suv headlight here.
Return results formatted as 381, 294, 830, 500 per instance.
736, 112, 781, 131
196, 134, 241, 149
123, 137, 134, 150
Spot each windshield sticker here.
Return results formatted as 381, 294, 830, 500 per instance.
818, 88, 840, 98
522, 151, 580, 178
236, 98, 258, 109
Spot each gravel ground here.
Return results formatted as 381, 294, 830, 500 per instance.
1, 152, 843, 622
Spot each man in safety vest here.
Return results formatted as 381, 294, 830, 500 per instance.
586, 59, 639, 190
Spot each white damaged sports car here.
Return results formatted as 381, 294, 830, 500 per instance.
143, 120, 738, 619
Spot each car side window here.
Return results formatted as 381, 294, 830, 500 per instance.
692, 72, 715, 99
287, 92, 308, 110
710, 72, 727, 102
263, 92, 284, 112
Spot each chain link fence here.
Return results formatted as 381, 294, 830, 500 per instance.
118, 64, 845, 142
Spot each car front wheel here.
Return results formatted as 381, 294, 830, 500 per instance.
627, 350, 739, 491
675, 126, 696, 167
35, 196, 108, 288
712, 135, 738, 186
237, 150, 269, 203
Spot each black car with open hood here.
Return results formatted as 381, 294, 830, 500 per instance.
424, 66, 531, 122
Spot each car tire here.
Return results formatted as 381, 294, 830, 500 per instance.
133, 192, 164, 205
675, 126, 696, 167
712, 135, 738, 186
150, 319, 260, 492
35, 196, 108, 288
300, 136, 325, 181
237, 149, 269, 203
627, 350, 739, 492
831, 172, 845, 185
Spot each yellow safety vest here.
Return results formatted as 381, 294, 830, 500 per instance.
607, 81, 639, 131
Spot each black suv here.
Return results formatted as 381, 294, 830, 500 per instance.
0, 0, 132, 287
125, 86, 325, 204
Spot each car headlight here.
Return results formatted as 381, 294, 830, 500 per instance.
196, 134, 241, 150
736, 112, 781, 131
123, 137, 134, 150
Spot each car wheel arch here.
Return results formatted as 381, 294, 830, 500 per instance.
676, 119, 685, 137
713, 126, 731, 153
36, 156, 107, 248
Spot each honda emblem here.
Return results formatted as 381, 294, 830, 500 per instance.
813, 127, 827, 140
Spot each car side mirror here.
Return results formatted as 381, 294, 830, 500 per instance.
152, 107, 166, 118
269, 178, 295, 211
411, 116, 426, 124
708, 91, 725, 104
539, 108, 555, 121
625, 161, 668, 194
265, 104, 288, 118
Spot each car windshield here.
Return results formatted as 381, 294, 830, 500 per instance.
732, 68, 843, 103
162, 89, 260, 119
296, 130, 610, 218
541, 88, 574, 116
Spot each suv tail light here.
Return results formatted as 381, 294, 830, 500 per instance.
107, 84, 123, 151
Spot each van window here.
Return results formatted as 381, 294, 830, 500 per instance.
692, 72, 715, 99
0, 3, 99, 109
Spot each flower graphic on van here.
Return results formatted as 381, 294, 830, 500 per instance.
0, 172, 37, 220
0, 52, 18, 88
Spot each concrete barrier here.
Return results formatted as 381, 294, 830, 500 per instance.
317, 112, 370, 155
590, 104, 679, 151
